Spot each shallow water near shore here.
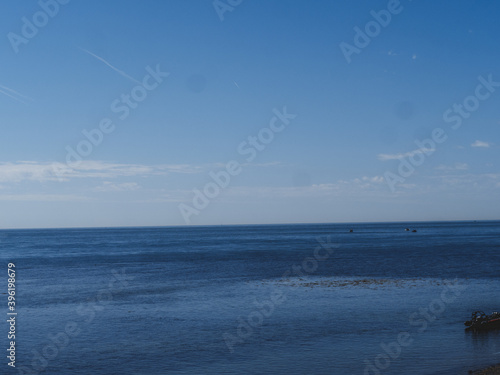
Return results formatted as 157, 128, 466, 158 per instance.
1, 221, 499, 374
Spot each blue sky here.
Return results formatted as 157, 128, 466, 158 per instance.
0, 0, 499, 228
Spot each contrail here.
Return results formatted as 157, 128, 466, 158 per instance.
0, 84, 33, 101
0, 88, 26, 104
79, 47, 142, 85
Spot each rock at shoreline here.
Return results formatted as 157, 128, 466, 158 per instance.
471, 364, 500, 374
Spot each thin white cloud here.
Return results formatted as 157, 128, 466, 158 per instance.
181, 161, 283, 170
156, 164, 203, 174
361, 176, 384, 183
219, 175, 388, 199
158, 174, 391, 206
219, 172, 500, 200
378, 148, 435, 161
241, 161, 283, 168
0, 193, 89, 201
435, 163, 469, 171
0, 161, 203, 183
93, 182, 141, 192
471, 140, 491, 148
79, 47, 142, 85
431, 172, 500, 190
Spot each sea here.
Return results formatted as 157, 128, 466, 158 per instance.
1, 221, 499, 375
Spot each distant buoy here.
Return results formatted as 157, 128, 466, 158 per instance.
349, 229, 353, 233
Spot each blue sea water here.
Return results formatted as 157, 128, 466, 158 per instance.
1, 221, 500, 374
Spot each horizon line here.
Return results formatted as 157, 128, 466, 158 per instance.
0, 219, 497, 231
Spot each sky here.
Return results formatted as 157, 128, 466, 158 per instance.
0, 0, 499, 228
